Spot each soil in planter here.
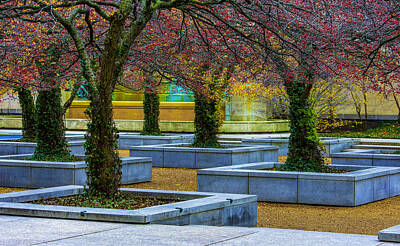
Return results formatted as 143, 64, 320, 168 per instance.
25, 155, 83, 162
384, 150, 400, 154
139, 133, 165, 136
187, 145, 227, 149
29, 192, 183, 210
264, 166, 349, 173
0, 139, 34, 142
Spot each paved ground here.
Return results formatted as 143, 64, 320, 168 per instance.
0, 215, 398, 246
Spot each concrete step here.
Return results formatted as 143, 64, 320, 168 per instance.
359, 139, 400, 146
352, 144, 400, 149
217, 137, 243, 141
218, 140, 242, 145
349, 145, 400, 153
341, 148, 376, 153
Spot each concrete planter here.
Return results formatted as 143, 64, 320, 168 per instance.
0, 140, 85, 156
379, 224, 400, 243
242, 137, 359, 157
332, 150, 400, 167
118, 133, 194, 149
0, 155, 152, 188
130, 143, 278, 169
197, 162, 400, 206
0, 185, 257, 227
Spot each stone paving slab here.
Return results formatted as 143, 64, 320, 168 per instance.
0, 215, 398, 246
214, 228, 397, 246
0, 215, 122, 246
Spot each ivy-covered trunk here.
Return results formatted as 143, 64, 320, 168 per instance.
32, 88, 70, 160
193, 69, 228, 148
281, 68, 324, 172
31, 42, 70, 160
85, 90, 120, 196
85, 15, 122, 196
16, 87, 36, 142
141, 89, 161, 135
193, 92, 221, 148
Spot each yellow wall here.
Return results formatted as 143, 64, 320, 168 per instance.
67, 101, 195, 121
335, 91, 398, 120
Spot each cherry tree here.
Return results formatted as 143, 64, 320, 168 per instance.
0, 17, 81, 159
332, 1, 400, 122
192, 0, 343, 171
0, 0, 240, 196
122, 8, 249, 146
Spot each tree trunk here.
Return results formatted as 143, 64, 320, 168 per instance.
281, 69, 324, 172
31, 41, 70, 160
349, 89, 362, 121
16, 87, 36, 142
32, 88, 70, 160
141, 89, 161, 135
193, 92, 221, 148
85, 15, 122, 196
363, 92, 368, 120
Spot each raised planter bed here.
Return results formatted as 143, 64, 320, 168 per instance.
0, 185, 257, 226
129, 143, 278, 169
197, 162, 400, 206
242, 137, 359, 157
332, 149, 400, 167
118, 133, 194, 149
0, 140, 85, 156
0, 155, 152, 188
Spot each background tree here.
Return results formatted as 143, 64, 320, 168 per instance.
141, 71, 162, 136
0, 17, 80, 157
200, 1, 341, 171
16, 87, 36, 141
123, 9, 239, 146
192, 65, 229, 147
334, 0, 400, 120
122, 69, 164, 136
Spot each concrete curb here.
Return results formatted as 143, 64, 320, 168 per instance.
130, 143, 279, 169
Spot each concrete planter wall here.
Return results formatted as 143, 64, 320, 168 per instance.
49, 133, 194, 150
242, 137, 359, 157
118, 133, 194, 149
0, 155, 152, 188
0, 140, 85, 156
65, 135, 85, 141
0, 185, 257, 227
332, 151, 400, 167
197, 162, 400, 206
130, 143, 278, 169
